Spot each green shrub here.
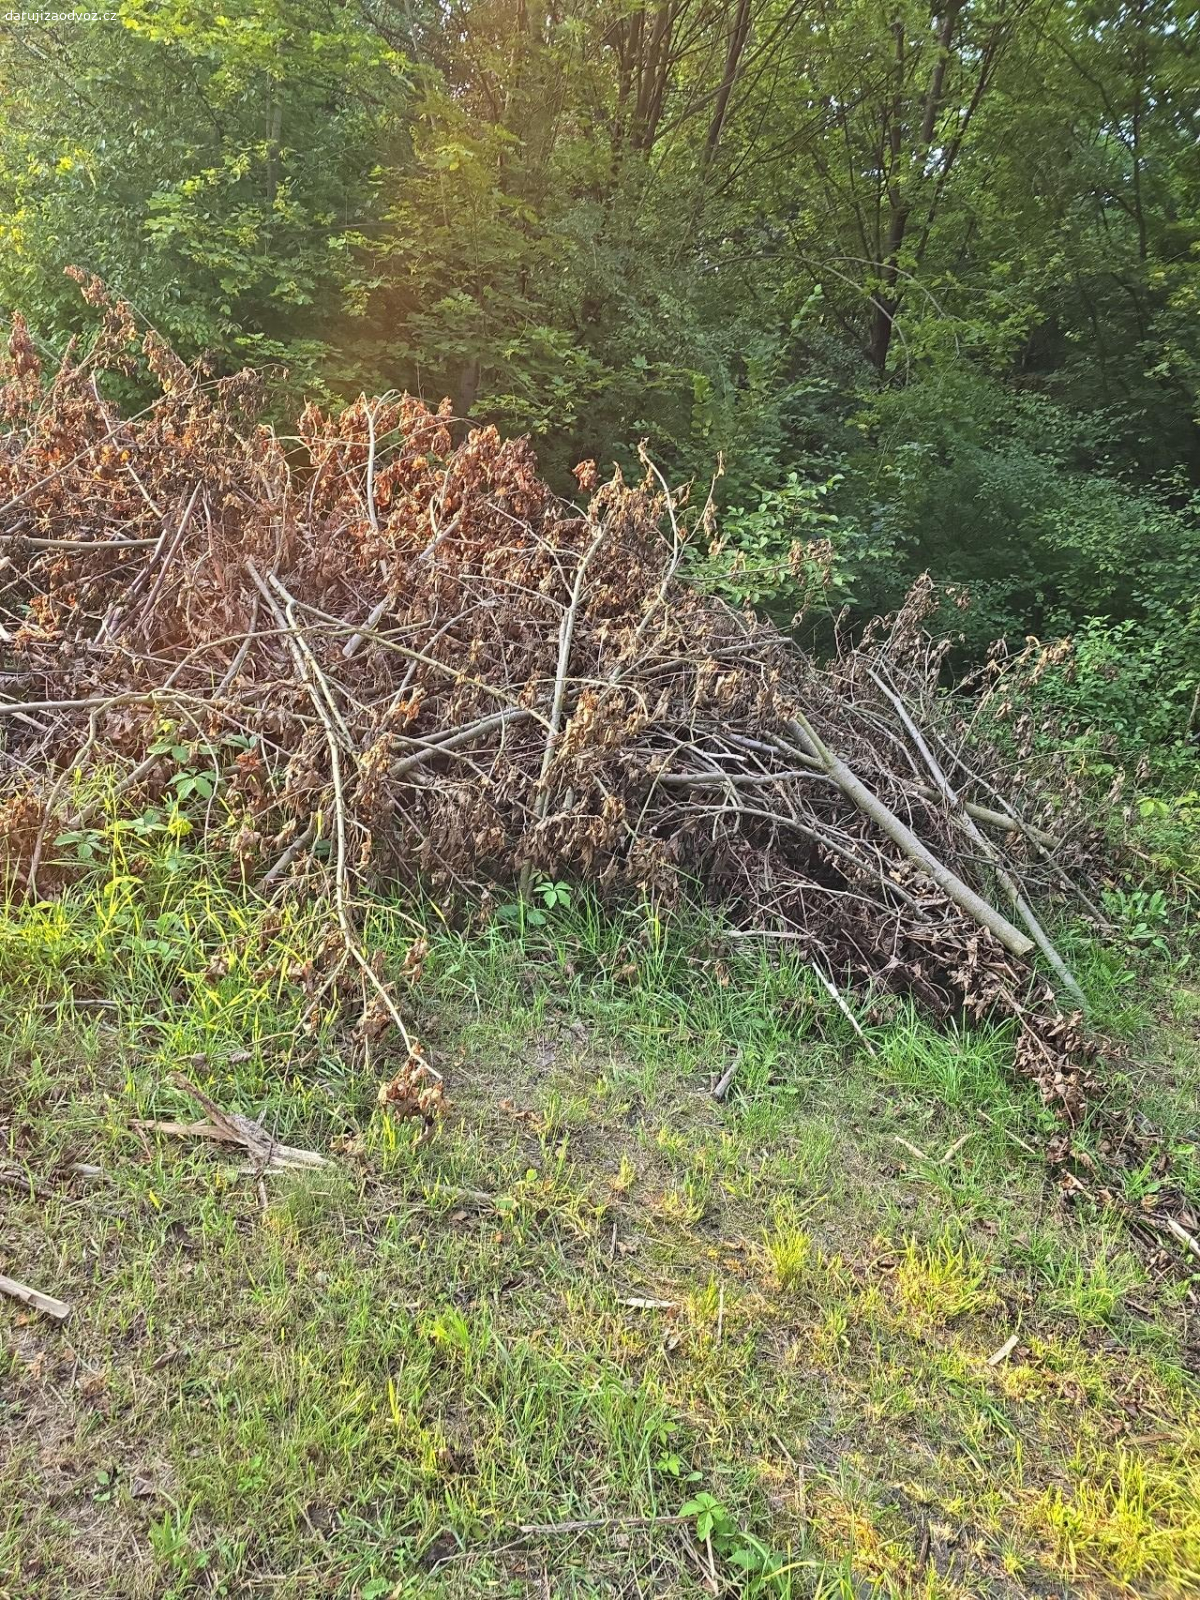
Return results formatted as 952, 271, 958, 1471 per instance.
835, 371, 1200, 652
1001, 613, 1199, 789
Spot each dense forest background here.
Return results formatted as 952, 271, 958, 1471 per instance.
2, 0, 1198, 768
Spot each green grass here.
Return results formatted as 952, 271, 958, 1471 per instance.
2, 843, 1200, 1597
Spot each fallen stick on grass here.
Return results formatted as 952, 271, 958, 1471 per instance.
132, 1120, 328, 1171
0, 1272, 70, 1322
987, 1334, 1020, 1366
811, 962, 878, 1059
1164, 1216, 1200, 1262
712, 1051, 742, 1101
133, 1076, 329, 1172
516, 1513, 692, 1536
0, 1169, 42, 1199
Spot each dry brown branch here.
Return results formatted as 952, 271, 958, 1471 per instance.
712, 1051, 743, 1100
811, 962, 878, 1059
787, 711, 1036, 959
908, 786, 1056, 848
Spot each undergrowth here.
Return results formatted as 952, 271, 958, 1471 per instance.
1, 835, 1199, 1597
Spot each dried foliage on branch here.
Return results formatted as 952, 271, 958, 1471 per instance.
0, 290, 1111, 1132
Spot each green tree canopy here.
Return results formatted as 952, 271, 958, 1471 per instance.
2, 0, 1197, 643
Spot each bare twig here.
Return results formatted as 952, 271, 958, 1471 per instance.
520, 519, 608, 897
515, 1514, 692, 1536
1164, 1216, 1200, 1262
788, 711, 1036, 960
246, 561, 420, 1063
133, 1118, 328, 1170
812, 963, 878, 1058
134, 1076, 328, 1172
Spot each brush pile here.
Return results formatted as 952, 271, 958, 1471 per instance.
1, 287, 1106, 1121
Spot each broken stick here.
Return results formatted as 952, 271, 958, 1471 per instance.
712, 1051, 743, 1101
0, 1272, 70, 1322
133, 1076, 329, 1172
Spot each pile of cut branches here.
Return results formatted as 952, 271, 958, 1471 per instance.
0, 288, 1116, 1136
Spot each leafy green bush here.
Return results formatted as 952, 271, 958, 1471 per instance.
1131, 792, 1200, 880
1000, 613, 1199, 790
987, 616, 1199, 922
1057, 617, 1196, 759
690, 471, 845, 622
837, 373, 1196, 636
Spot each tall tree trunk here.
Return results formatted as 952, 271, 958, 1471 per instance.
265, 89, 283, 204
868, 1, 962, 375
456, 355, 479, 420
633, 4, 674, 150
704, 0, 753, 168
